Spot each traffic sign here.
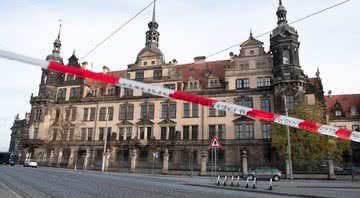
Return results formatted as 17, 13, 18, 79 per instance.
210, 136, 222, 148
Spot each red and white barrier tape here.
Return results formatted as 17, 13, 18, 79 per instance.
1, 49, 359, 142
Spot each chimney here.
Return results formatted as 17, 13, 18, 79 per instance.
328, 90, 332, 97
194, 56, 206, 64
103, 66, 110, 74
81, 62, 88, 70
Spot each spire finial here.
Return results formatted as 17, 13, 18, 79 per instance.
316, 67, 320, 78
250, 29, 253, 39
73, 49, 76, 55
57, 19, 62, 39
279, 0, 282, 5
152, 0, 156, 22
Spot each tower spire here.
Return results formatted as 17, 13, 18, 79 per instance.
276, 0, 287, 25
57, 19, 62, 39
152, 0, 156, 22
249, 29, 253, 39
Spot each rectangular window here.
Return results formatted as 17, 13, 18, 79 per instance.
135, 71, 144, 81
123, 88, 133, 97
209, 107, 217, 117
235, 124, 254, 139
264, 77, 271, 86
236, 98, 253, 108
127, 105, 134, 120
161, 127, 167, 140
108, 107, 114, 121
192, 104, 199, 117
69, 128, 74, 141
70, 87, 80, 98
262, 123, 271, 139
83, 108, 89, 121
126, 127, 132, 140
148, 105, 154, 119
57, 88, 67, 100
99, 107, 106, 121
141, 105, 147, 119
218, 109, 226, 117
107, 128, 112, 141
209, 125, 216, 140
169, 126, 175, 140
183, 126, 190, 140
99, 128, 104, 140
192, 125, 198, 140
87, 128, 93, 141
146, 127, 152, 140
119, 105, 126, 120
81, 128, 87, 141
236, 79, 250, 89
218, 125, 226, 140
183, 103, 190, 118
71, 109, 77, 121
169, 103, 176, 119
261, 99, 271, 112
161, 104, 168, 119
89, 108, 95, 121
286, 96, 295, 110
164, 83, 175, 90
153, 69, 162, 80
33, 128, 39, 139
65, 109, 71, 121
257, 77, 271, 87
140, 127, 145, 139
119, 128, 124, 140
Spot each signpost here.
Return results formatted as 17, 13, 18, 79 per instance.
210, 136, 222, 183
152, 152, 159, 175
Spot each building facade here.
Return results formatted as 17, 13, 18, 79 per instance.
19, 1, 322, 173
325, 93, 360, 164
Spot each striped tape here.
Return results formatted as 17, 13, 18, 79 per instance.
0, 48, 359, 142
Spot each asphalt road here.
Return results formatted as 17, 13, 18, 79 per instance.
0, 166, 295, 198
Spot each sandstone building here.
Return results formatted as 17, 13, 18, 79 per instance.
16, 1, 323, 173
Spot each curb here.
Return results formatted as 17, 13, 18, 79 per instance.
183, 183, 332, 198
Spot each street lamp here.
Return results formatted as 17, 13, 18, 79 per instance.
283, 95, 294, 180
102, 110, 109, 172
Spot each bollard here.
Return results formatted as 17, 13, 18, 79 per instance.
236, 175, 240, 187
216, 173, 221, 185
268, 177, 273, 191
245, 176, 250, 188
230, 175, 234, 186
223, 174, 228, 186
252, 177, 257, 189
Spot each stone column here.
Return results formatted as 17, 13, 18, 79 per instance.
162, 149, 169, 174
327, 155, 336, 180
130, 149, 137, 173
285, 155, 290, 179
200, 151, 207, 176
242, 150, 248, 177
48, 150, 54, 166
84, 148, 91, 170
57, 149, 63, 167
68, 148, 76, 168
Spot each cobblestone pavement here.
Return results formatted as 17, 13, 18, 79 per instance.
0, 166, 294, 198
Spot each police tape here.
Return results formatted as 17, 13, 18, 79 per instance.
0, 49, 359, 142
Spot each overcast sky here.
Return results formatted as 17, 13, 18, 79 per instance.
0, 0, 359, 151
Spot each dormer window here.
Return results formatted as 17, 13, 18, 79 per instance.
208, 79, 219, 88
90, 89, 97, 97
151, 61, 156, 65
143, 61, 148, 66
106, 87, 116, 96
250, 50, 254, 55
189, 81, 199, 90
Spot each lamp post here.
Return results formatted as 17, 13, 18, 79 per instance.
101, 110, 109, 172
284, 95, 294, 180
